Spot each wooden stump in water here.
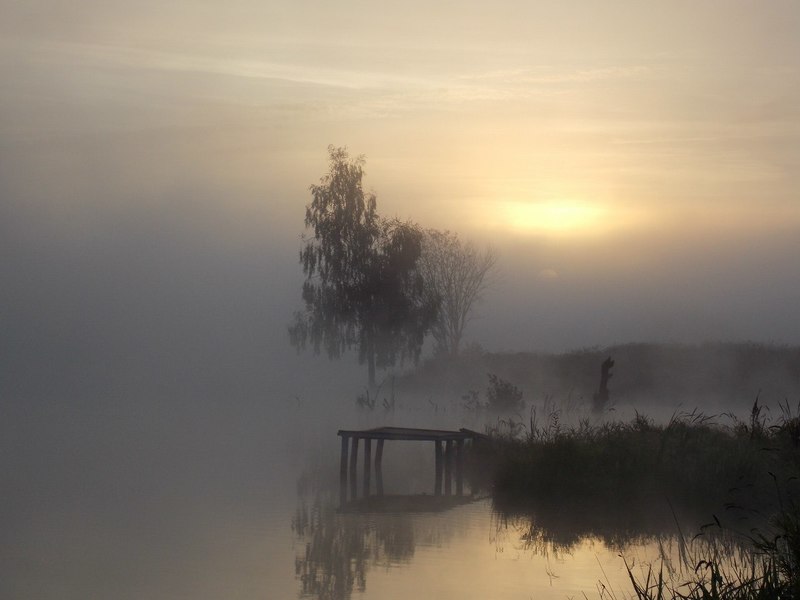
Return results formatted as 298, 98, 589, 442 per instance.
593, 357, 614, 413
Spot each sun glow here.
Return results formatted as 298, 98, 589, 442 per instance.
503, 200, 608, 235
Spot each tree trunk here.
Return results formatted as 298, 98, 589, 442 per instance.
450, 333, 461, 357
367, 344, 376, 389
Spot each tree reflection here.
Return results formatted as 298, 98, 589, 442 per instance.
292, 493, 416, 600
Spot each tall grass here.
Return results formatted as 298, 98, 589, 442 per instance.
479, 408, 784, 518
620, 511, 799, 600
472, 401, 800, 598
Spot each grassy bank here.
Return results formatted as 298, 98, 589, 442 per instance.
473, 403, 800, 598
478, 404, 799, 511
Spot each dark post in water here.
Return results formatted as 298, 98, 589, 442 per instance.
593, 357, 615, 413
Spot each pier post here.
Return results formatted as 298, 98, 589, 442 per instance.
444, 440, 453, 495
339, 435, 349, 506
434, 440, 443, 496
349, 437, 359, 500
363, 438, 372, 498
375, 439, 385, 497
455, 439, 464, 496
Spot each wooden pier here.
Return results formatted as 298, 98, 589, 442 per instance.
336, 427, 484, 506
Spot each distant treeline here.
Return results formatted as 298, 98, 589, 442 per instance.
396, 342, 800, 409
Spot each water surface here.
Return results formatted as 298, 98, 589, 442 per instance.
2, 396, 750, 599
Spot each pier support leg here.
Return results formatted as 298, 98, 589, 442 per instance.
434, 440, 443, 496
363, 438, 372, 498
375, 439, 384, 497
349, 437, 359, 501
455, 439, 464, 496
339, 435, 349, 506
444, 440, 453, 496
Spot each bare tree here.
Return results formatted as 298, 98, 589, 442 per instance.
419, 230, 497, 356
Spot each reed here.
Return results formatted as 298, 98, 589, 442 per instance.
477, 401, 800, 598
478, 402, 800, 516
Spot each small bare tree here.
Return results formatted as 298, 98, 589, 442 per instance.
419, 230, 497, 356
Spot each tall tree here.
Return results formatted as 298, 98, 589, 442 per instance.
418, 230, 497, 356
289, 146, 436, 387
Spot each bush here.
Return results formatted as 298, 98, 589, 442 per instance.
486, 373, 524, 413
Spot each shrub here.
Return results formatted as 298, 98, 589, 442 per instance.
486, 373, 524, 413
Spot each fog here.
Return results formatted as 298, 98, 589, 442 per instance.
3, 131, 799, 401
4, 1, 800, 401
3, 1, 800, 597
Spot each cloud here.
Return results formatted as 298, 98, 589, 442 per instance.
458, 65, 653, 85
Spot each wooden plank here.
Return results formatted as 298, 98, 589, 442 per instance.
338, 427, 479, 442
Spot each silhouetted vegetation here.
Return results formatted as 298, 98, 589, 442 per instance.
619, 493, 800, 599
418, 229, 497, 357
473, 402, 800, 598
397, 342, 800, 411
485, 373, 524, 413
458, 372, 526, 414
481, 403, 799, 516
289, 146, 438, 387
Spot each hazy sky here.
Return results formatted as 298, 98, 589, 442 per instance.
3, 1, 800, 398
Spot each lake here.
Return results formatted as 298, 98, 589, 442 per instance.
1, 395, 751, 599
291, 493, 682, 600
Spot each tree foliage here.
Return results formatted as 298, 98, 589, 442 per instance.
418, 229, 497, 356
289, 146, 437, 386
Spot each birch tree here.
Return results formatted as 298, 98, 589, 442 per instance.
288, 146, 437, 387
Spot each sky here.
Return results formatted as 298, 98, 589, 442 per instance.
2, 1, 800, 400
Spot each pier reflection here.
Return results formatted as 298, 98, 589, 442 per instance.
292, 492, 466, 600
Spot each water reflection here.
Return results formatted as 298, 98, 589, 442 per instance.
293, 493, 455, 600
490, 494, 768, 598
292, 486, 762, 600
293, 486, 677, 600
491, 475, 775, 557
292, 495, 371, 599
493, 494, 685, 552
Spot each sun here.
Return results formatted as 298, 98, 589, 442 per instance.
503, 200, 607, 235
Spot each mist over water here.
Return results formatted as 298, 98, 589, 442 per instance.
4, 1, 800, 597
2, 370, 788, 599
3, 182, 799, 597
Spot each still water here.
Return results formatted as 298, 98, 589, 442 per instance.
291, 494, 664, 600
2, 396, 737, 599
